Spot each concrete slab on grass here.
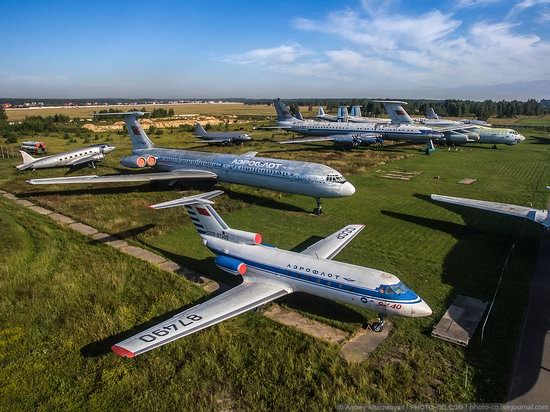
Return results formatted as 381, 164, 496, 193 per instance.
15, 199, 34, 207
29, 205, 52, 215
49, 213, 75, 225
121, 245, 167, 265
3, 192, 18, 200
158, 260, 182, 273
341, 321, 393, 363
91, 232, 117, 242
68, 222, 98, 236
0, 189, 6, 194
263, 304, 348, 345
458, 178, 477, 185
104, 239, 129, 249
432, 295, 487, 346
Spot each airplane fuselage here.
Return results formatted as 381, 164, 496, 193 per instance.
134, 147, 355, 199
17, 144, 115, 171
280, 120, 443, 142
204, 236, 432, 318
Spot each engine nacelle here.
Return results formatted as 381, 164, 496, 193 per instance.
224, 228, 262, 245
120, 155, 147, 168
145, 155, 157, 167
465, 132, 480, 142
215, 255, 247, 276
447, 132, 469, 144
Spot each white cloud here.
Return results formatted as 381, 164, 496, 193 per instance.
507, 0, 550, 17
224, 43, 310, 66
224, 4, 550, 96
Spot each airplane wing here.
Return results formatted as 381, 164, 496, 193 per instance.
431, 194, 549, 227
300, 224, 365, 260
241, 151, 258, 158
67, 154, 99, 167
280, 136, 336, 144
26, 170, 217, 185
111, 280, 291, 358
195, 139, 231, 144
435, 124, 479, 133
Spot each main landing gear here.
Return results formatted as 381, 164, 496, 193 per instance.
363, 314, 386, 332
313, 198, 323, 215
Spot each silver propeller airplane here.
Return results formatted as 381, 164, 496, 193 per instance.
431, 194, 549, 229
27, 112, 355, 214
111, 190, 432, 358
16, 144, 115, 171
194, 123, 251, 145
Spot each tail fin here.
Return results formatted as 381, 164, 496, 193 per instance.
317, 106, 326, 117
337, 106, 349, 122
426, 107, 438, 119
194, 123, 207, 137
295, 109, 304, 121
16, 150, 35, 170
19, 150, 35, 164
95, 111, 154, 150
273, 98, 299, 122
150, 190, 228, 237
375, 101, 413, 124
350, 105, 362, 117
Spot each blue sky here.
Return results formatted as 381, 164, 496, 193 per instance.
1, 0, 549, 99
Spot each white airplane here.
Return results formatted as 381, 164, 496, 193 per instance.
316, 106, 390, 124
111, 190, 432, 358
280, 133, 383, 150
431, 194, 549, 229
16, 144, 115, 171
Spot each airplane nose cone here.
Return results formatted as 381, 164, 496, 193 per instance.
341, 181, 356, 196
412, 300, 432, 317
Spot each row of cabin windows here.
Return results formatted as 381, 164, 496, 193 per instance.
62, 150, 92, 160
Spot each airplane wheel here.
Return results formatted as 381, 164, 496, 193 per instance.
371, 321, 384, 332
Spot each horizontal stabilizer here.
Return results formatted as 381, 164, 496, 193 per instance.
149, 190, 224, 209
94, 111, 149, 117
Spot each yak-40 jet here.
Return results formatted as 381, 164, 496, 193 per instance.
272, 99, 443, 154
16, 144, 115, 171
111, 190, 432, 358
27, 112, 354, 214
431, 194, 549, 229
194, 123, 251, 145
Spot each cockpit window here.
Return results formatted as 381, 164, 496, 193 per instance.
378, 282, 409, 295
327, 174, 347, 183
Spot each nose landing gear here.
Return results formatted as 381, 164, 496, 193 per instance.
363, 314, 386, 332
313, 197, 323, 215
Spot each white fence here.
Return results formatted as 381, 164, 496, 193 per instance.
0, 146, 17, 158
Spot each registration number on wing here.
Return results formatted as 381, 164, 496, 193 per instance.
138, 314, 203, 342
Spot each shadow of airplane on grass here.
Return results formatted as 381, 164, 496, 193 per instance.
382, 193, 542, 402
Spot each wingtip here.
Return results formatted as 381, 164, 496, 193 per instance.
111, 345, 135, 358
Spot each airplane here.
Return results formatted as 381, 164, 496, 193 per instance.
272, 99, 444, 154
349, 106, 391, 124
110, 190, 432, 358
423, 107, 492, 127
431, 194, 549, 229
280, 133, 383, 150
26, 111, 355, 214
316, 106, 390, 124
16, 144, 115, 171
379, 101, 524, 147
194, 123, 251, 145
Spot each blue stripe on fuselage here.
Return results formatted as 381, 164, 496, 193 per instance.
209, 247, 420, 304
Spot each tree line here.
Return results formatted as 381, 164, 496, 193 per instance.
250, 98, 548, 120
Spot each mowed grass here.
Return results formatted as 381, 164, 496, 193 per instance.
0, 121, 549, 407
5, 103, 275, 121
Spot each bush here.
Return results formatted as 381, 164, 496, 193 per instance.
64, 132, 70, 140
5, 134, 17, 144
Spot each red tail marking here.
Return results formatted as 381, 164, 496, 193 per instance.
196, 207, 210, 216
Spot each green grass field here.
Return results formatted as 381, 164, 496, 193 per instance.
1, 118, 549, 409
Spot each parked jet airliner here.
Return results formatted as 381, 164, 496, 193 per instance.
111, 190, 432, 358
272, 99, 443, 154
26, 112, 354, 214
